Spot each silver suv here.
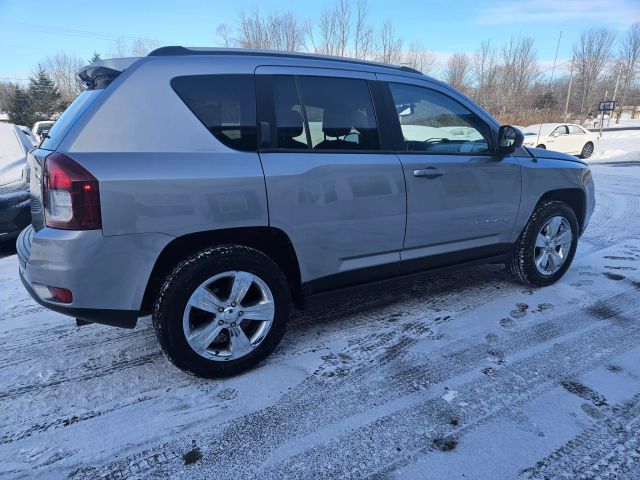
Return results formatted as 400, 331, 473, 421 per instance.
17, 47, 595, 377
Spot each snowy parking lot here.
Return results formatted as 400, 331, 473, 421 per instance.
1, 131, 640, 479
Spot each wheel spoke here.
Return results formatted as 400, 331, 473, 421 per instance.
189, 287, 224, 313
546, 217, 562, 237
555, 229, 572, 246
188, 321, 224, 354
242, 300, 275, 321
535, 233, 547, 248
229, 272, 254, 305
536, 251, 549, 271
229, 326, 253, 356
550, 251, 563, 270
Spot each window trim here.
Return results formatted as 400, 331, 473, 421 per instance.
383, 81, 498, 156
259, 73, 384, 154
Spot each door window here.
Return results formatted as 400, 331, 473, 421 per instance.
295, 76, 380, 151
388, 83, 491, 154
552, 125, 569, 136
568, 125, 584, 134
273, 76, 310, 149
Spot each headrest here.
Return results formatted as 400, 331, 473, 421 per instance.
278, 109, 304, 138
322, 107, 353, 138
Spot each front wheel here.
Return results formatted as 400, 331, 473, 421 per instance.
536, 144, 546, 149
153, 245, 292, 378
580, 142, 594, 159
507, 201, 579, 287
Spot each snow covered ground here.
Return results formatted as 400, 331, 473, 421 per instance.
1, 130, 640, 479
590, 129, 640, 164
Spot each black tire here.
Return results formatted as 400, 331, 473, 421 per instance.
153, 245, 292, 378
580, 141, 594, 159
507, 200, 579, 287
536, 144, 546, 149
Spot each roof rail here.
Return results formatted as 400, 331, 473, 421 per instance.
147, 46, 423, 75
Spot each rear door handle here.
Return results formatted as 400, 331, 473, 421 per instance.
413, 167, 445, 179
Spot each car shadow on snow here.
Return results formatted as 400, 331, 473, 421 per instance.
0, 236, 17, 259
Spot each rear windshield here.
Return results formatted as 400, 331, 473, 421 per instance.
40, 89, 102, 150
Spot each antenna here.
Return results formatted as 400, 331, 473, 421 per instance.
537, 30, 562, 146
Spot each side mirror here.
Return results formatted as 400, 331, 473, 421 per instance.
551, 131, 560, 137
497, 125, 523, 155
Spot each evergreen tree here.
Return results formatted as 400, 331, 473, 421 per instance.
5, 84, 33, 126
28, 66, 61, 123
89, 52, 102, 64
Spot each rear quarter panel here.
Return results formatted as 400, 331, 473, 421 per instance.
57, 57, 269, 237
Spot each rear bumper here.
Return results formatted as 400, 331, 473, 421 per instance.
19, 268, 140, 328
17, 225, 173, 328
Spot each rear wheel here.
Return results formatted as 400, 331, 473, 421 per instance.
580, 142, 594, 159
153, 245, 291, 378
507, 201, 579, 287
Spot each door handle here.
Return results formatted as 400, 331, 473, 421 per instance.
413, 167, 445, 179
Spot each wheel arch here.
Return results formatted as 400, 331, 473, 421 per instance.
140, 227, 303, 313
536, 188, 587, 233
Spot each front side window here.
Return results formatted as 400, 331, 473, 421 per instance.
388, 83, 491, 154
553, 126, 569, 136
296, 76, 380, 151
171, 75, 257, 151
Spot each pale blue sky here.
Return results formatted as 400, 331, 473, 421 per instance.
1, 0, 638, 81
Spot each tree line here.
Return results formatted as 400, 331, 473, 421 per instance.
1, 2, 638, 128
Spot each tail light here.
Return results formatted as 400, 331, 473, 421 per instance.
43, 152, 102, 230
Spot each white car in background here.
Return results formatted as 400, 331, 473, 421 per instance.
32, 120, 55, 143
522, 123, 597, 159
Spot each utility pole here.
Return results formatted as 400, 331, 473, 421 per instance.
564, 60, 574, 122
608, 64, 622, 128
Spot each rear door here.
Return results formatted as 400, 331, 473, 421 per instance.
255, 67, 406, 290
377, 74, 521, 264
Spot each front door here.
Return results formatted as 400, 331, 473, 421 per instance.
380, 77, 521, 262
256, 68, 406, 290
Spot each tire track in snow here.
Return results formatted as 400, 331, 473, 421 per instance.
80, 286, 640, 480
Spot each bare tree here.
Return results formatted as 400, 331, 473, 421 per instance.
234, 9, 308, 51
353, 0, 374, 60
109, 38, 160, 57
42, 53, 84, 106
501, 36, 538, 96
444, 53, 471, 91
216, 24, 233, 47
573, 27, 616, 121
316, 1, 351, 56
402, 41, 436, 74
472, 40, 499, 93
377, 20, 402, 64
616, 23, 640, 123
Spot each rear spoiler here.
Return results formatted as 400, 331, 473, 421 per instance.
77, 57, 140, 89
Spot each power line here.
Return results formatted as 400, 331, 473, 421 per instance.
0, 21, 172, 44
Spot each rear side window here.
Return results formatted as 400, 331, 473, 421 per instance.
273, 76, 309, 149
171, 75, 257, 152
568, 125, 584, 134
295, 76, 380, 151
